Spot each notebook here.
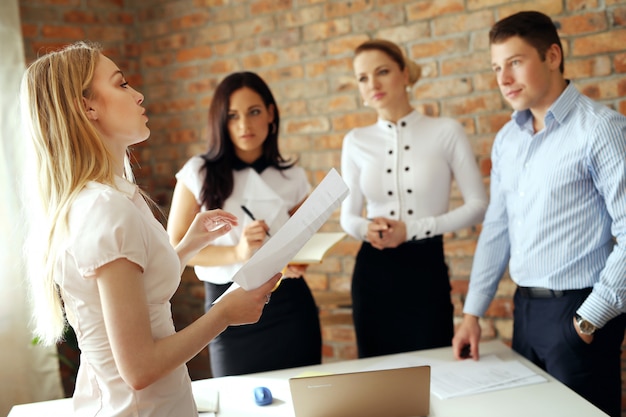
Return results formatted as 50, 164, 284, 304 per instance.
289, 366, 430, 417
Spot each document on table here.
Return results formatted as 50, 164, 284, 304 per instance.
430, 354, 547, 399
217, 168, 348, 298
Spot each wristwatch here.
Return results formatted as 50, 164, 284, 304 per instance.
574, 313, 597, 335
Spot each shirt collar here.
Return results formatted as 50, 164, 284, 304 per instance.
232, 156, 270, 174
376, 109, 419, 130
512, 80, 577, 129
113, 175, 138, 198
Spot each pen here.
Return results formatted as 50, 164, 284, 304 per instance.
367, 218, 384, 239
241, 205, 271, 237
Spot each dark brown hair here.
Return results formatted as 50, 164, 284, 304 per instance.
199, 71, 294, 209
489, 10, 564, 73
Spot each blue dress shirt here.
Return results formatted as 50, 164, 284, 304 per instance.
464, 82, 626, 328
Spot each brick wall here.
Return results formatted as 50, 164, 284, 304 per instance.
20, 0, 626, 412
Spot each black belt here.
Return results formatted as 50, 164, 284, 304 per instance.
517, 286, 591, 299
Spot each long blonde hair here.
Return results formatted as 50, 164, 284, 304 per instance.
20, 41, 135, 345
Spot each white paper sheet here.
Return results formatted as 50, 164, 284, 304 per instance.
430, 354, 547, 399
216, 168, 348, 299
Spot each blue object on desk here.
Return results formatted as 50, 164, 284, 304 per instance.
253, 386, 273, 406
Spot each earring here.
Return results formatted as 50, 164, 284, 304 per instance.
363, 100, 368, 107
405, 85, 411, 93
270, 122, 277, 135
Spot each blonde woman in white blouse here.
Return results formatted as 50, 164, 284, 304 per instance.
340, 39, 488, 358
21, 42, 279, 417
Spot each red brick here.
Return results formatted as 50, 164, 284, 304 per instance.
331, 111, 376, 131
279, 6, 324, 28
378, 22, 431, 45
406, 0, 465, 21
442, 92, 503, 116
566, 0, 599, 11
477, 112, 511, 134
414, 77, 472, 100
41, 25, 84, 39
433, 10, 494, 36
441, 51, 491, 76
579, 78, 626, 101
497, 0, 563, 19
308, 95, 357, 115
615, 53, 626, 74
612, 6, 626, 27
242, 51, 279, 68
232, 15, 275, 37
311, 132, 345, 151
565, 56, 611, 79
557, 12, 607, 35
327, 34, 370, 56
466, 0, 509, 10
195, 24, 233, 43
352, 6, 406, 32
21, 23, 38, 38
63, 10, 99, 24
411, 37, 469, 59
250, 0, 292, 15
176, 46, 212, 63
485, 298, 514, 318
306, 57, 352, 78
302, 18, 351, 42
324, 0, 372, 18
171, 11, 210, 31
479, 158, 493, 177
572, 29, 626, 56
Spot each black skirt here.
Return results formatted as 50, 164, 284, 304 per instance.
205, 278, 322, 377
351, 236, 453, 358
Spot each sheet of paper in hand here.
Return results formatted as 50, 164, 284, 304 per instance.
231, 168, 348, 291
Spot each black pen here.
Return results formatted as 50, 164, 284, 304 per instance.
241, 205, 271, 237
367, 218, 384, 239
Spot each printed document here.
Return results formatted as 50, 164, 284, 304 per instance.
219, 168, 348, 296
430, 354, 547, 399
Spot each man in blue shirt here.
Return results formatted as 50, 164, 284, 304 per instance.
452, 11, 626, 417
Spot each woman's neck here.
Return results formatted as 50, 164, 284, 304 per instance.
378, 102, 413, 124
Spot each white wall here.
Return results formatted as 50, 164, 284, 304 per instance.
0, 0, 63, 414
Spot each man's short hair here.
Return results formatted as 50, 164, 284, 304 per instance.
489, 10, 564, 74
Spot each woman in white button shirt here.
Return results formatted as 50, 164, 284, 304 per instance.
167, 72, 322, 377
340, 39, 488, 358
21, 41, 279, 417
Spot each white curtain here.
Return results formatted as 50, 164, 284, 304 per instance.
0, 0, 64, 415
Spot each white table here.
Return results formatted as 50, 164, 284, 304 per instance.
8, 340, 609, 417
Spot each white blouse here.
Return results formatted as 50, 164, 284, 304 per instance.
59, 177, 196, 417
176, 156, 310, 284
340, 110, 487, 242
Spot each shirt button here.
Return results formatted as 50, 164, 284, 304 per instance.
388, 150, 393, 155
404, 145, 410, 150
425, 231, 431, 236
387, 124, 392, 129
390, 211, 395, 216
388, 191, 393, 196
408, 209, 413, 215
407, 189, 412, 193
401, 121, 406, 127
387, 168, 392, 173
405, 166, 409, 171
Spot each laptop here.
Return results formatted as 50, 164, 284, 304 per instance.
289, 366, 430, 417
